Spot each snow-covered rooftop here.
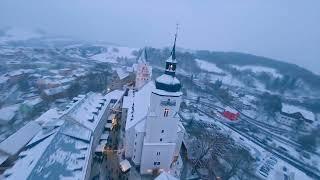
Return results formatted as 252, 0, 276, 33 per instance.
6, 69, 35, 77
4, 120, 92, 180
281, 103, 315, 121
116, 68, 130, 80
155, 172, 178, 180
152, 88, 183, 97
43, 85, 69, 96
224, 106, 239, 114
119, 159, 131, 172
156, 74, 180, 86
23, 97, 43, 107
0, 75, 9, 84
0, 104, 20, 124
0, 121, 41, 156
35, 108, 63, 125
124, 81, 153, 130
67, 90, 124, 132
0, 152, 9, 166
135, 120, 146, 132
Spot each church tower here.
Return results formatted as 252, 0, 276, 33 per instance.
140, 30, 183, 174
135, 48, 152, 90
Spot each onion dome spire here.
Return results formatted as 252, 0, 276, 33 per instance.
155, 25, 182, 93
171, 29, 177, 60
165, 24, 179, 77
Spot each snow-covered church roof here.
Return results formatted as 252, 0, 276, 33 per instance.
124, 81, 154, 130
137, 47, 148, 63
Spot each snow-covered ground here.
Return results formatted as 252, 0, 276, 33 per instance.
208, 73, 245, 87
189, 111, 314, 180
232, 65, 282, 78
90, 46, 136, 63
195, 59, 224, 73
282, 103, 315, 121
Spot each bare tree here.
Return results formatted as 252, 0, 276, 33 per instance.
188, 128, 232, 179
220, 147, 256, 180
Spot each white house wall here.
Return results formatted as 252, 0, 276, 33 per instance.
132, 131, 144, 165
140, 142, 176, 174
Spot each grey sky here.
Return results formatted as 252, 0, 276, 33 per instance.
1, 0, 319, 74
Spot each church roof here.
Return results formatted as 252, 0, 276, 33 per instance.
124, 81, 154, 130
155, 74, 181, 93
155, 32, 181, 93
166, 31, 177, 63
137, 48, 148, 63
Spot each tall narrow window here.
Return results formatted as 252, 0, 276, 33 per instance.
164, 108, 169, 117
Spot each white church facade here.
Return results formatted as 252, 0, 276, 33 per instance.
122, 35, 185, 175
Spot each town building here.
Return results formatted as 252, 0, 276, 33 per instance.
276, 104, 315, 131
2, 118, 93, 180
222, 106, 240, 121
0, 121, 42, 168
109, 67, 135, 91
135, 48, 152, 90
2, 90, 125, 179
122, 34, 185, 175
0, 104, 20, 125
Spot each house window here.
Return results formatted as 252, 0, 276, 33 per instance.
135, 142, 137, 145
133, 155, 135, 159
164, 108, 169, 117
161, 130, 164, 133
156, 152, 160, 156
160, 138, 162, 142
154, 161, 160, 166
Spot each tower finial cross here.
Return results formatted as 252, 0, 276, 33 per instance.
175, 23, 179, 38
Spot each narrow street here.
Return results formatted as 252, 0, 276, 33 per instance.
103, 110, 128, 180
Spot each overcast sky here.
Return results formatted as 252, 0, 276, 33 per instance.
0, 0, 319, 74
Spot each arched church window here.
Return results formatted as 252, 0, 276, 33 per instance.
164, 108, 169, 117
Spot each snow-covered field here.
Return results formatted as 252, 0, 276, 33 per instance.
190, 111, 313, 180
195, 59, 224, 73
208, 73, 245, 87
282, 103, 315, 121
232, 65, 282, 78
90, 46, 136, 63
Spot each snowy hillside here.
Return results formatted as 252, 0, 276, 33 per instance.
90, 46, 137, 63
231, 65, 282, 78
282, 103, 315, 121
195, 59, 224, 73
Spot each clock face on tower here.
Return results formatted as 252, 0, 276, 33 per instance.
160, 99, 176, 107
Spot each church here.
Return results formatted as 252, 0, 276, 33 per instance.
122, 33, 185, 175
